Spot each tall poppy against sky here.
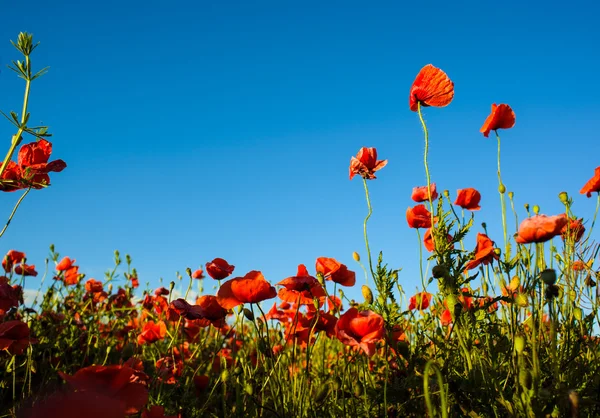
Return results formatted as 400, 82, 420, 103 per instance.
409, 64, 454, 111
480, 104, 516, 137
2, 1, 599, 306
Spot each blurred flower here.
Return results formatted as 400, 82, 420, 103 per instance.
0, 320, 35, 355
408, 292, 432, 310
580, 167, 600, 198
515, 214, 568, 244
411, 183, 438, 202
2, 250, 26, 272
454, 188, 481, 210
409, 64, 454, 111
480, 104, 516, 137
56, 256, 83, 286
561, 217, 585, 243
349, 147, 387, 180
206, 258, 235, 280
192, 268, 204, 279
59, 364, 148, 415
137, 320, 167, 345
13, 264, 37, 276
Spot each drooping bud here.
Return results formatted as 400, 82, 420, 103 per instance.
243, 308, 254, 321
361, 285, 373, 304
352, 252, 360, 262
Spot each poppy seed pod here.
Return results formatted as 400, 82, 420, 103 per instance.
540, 269, 557, 285
559, 191, 569, 204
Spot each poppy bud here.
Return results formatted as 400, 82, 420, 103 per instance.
169, 281, 175, 292
573, 307, 583, 321
514, 335, 525, 354
185, 267, 192, 278
243, 308, 254, 321
515, 293, 528, 307
352, 252, 360, 262
533, 205, 540, 215
508, 191, 514, 200
519, 369, 532, 390
432, 265, 447, 279
353, 381, 364, 397
50, 244, 55, 253
443, 189, 450, 197
245, 383, 254, 396
559, 191, 569, 204
313, 298, 320, 311
126, 254, 132, 265
361, 285, 373, 304
524, 203, 530, 212
114, 250, 121, 263
107, 283, 113, 293
315, 385, 329, 403
498, 183, 506, 194
494, 248, 501, 256
316, 272, 325, 286
221, 370, 230, 383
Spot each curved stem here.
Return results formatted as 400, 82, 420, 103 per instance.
424, 360, 448, 418
417, 103, 435, 228
0, 187, 31, 238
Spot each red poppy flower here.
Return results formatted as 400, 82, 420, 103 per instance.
580, 167, 600, 198
406, 204, 432, 229
217, 270, 277, 309
315, 257, 356, 287
2, 250, 26, 272
561, 217, 585, 243
411, 183, 438, 202
335, 308, 384, 357
454, 188, 481, 210
196, 295, 229, 321
409, 64, 454, 112
440, 309, 452, 326
56, 256, 75, 271
277, 265, 326, 305
13, 263, 37, 276
170, 298, 204, 320
154, 287, 170, 296
59, 364, 148, 415
137, 320, 167, 345
480, 104, 516, 137
56, 256, 83, 285
0, 320, 35, 355
349, 147, 388, 180
85, 279, 104, 293
192, 268, 204, 279
206, 258, 235, 280
515, 214, 568, 244
0, 277, 23, 317
423, 228, 454, 252
464, 233, 498, 270
408, 292, 432, 310
0, 160, 24, 192
16, 139, 66, 189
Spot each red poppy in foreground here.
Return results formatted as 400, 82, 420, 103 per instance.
409, 64, 454, 112
206, 258, 235, 280
580, 167, 600, 197
19, 390, 127, 418
464, 233, 498, 270
480, 104, 516, 137
335, 308, 384, 357
217, 270, 277, 309
515, 214, 568, 244
411, 183, 438, 202
406, 205, 432, 229
59, 364, 148, 415
454, 188, 481, 210
349, 147, 388, 180
408, 292, 432, 310
315, 257, 356, 287
17, 139, 67, 189
423, 228, 454, 252
0, 320, 35, 355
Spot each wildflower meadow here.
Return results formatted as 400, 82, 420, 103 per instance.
1, 31, 600, 418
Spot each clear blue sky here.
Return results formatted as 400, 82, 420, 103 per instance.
2, 0, 599, 303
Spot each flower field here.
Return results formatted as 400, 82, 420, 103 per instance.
2, 32, 600, 418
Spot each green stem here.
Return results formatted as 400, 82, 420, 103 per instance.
495, 131, 509, 261
417, 102, 435, 228
0, 187, 31, 238
424, 360, 448, 418
362, 178, 375, 279
584, 193, 600, 244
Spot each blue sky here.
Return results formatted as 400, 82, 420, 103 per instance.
1, 0, 599, 304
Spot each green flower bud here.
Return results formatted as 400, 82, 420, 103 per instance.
508, 191, 514, 200
498, 184, 506, 194
514, 335, 525, 355
361, 285, 373, 304
352, 252, 360, 262
245, 383, 254, 396
573, 307, 583, 321
533, 205, 540, 215
559, 191, 569, 204
221, 370, 230, 383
